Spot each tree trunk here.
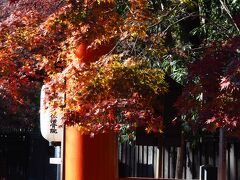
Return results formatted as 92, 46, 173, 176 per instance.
176, 133, 185, 179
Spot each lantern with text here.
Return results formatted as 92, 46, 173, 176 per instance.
40, 85, 63, 143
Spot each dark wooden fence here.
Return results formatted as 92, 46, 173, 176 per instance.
118, 136, 240, 180
1, 130, 240, 180
0, 130, 58, 180
0, 131, 29, 180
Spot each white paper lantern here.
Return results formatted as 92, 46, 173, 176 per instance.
40, 85, 63, 142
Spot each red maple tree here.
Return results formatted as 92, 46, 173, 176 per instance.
176, 37, 240, 133
0, 0, 168, 133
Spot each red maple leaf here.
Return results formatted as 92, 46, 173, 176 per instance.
220, 77, 231, 90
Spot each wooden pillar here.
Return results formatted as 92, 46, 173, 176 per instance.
218, 128, 226, 180
176, 133, 185, 179
157, 142, 163, 178
64, 126, 118, 180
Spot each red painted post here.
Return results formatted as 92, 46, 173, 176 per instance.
74, 40, 115, 64
64, 126, 118, 180
65, 41, 117, 180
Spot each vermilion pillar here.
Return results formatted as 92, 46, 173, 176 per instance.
65, 41, 118, 180
64, 126, 118, 180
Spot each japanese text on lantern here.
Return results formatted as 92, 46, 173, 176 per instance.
50, 115, 58, 134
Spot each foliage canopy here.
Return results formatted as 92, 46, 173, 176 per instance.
0, 0, 239, 136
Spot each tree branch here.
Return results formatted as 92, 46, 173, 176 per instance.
219, 0, 240, 34
162, 12, 197, 34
